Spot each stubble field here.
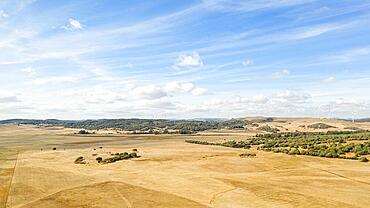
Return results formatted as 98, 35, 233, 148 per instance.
0, 123, 370, 208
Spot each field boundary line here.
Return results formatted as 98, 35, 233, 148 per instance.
4, 151, 19, 208
318, 168, 370, 186
209, 187, 238, 204
113, 185, 132, 208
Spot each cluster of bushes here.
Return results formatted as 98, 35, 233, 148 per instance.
185, 140, 251, 149
74, 156, 86, 164
186, 130, 370, 162
256, 125, 280, 133
344, 126, 363, 131
96, 150, 140, 164
257, 131, 370, 162
239, 153, 256, 157
77, 130, 95, 134
307, 123, 336, 129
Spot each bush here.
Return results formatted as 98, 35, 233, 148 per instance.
239, 153, 256, 157
52, 147, 56, 150
359, 157, 369, 162
78, 130, 92, 134
96, 157, 103, 163
74, 156, 86, 164
129, 152, 138, 158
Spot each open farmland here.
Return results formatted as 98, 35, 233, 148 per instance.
1, 118, 370, 208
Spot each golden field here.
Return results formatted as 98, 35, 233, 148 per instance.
1, 118, 370, 208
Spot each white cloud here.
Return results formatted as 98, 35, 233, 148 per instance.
202, 0, 314, 13
0, 96, 20, 103
30, 76, 80, 85
272, 69, 290, 79
176, 52, 203, 68
63, 87, 125, 105
165, 81, 194, 93
322, 76, 336, 84
235, 94, 269, 104
0, 10, 9, 18
242, 59, 253, 66
62, 18, 83, 31
124, 63, 133, 69
293, 25, 341, 40
250, 94, 269, 104
328, 47, 370, 63
21, 66, 36, 76
164, 81, 209, 96
191, 87, 209, 96
142, 99, 176, 109
130, 85, 167, 99
274, 90, 311, 103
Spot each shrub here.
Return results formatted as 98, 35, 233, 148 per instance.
52, 147, 56, 150
74, 156, 86, 164
78, 130, 91, 134
96, 157, 103, 163
359, 157, 369, 162
129, 152, 138, 158
239, 153, 256, 157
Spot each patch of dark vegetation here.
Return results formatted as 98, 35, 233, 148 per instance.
359, 157, 369, 162
0, 118, 248, 134
344, 126, 363, 131
96, 157, 102, 163
186, 131, 370, 162
52, 147, 56, 150
185, 140, 251, 149
99, 151, 140, 164
0, 119, 76, 125
239, 153, 256, 158
74, 156, 86, 164
355, 118, 370, 122
77, 130, 95, 134
307, 123, 336, 129
256, 125, 280, 133
256, 131, 370, 162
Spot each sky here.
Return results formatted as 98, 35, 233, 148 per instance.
1, 0, 370, 120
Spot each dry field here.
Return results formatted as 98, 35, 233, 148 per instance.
1, 121, 370, 208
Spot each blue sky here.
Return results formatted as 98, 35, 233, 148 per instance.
1, 0, 370, 119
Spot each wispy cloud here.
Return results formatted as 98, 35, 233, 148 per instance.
62, 18, 83, 31
1, 0, 370, 118
29, 76, 81, 85
322, 76, 336, 84
0, 96, 20, 103
272, 69, 290, 79
327, 46, 370, 63
21, 66, 37, 76
242, 59, 253, 66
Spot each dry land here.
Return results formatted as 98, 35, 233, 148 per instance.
1, 119, 370, 208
